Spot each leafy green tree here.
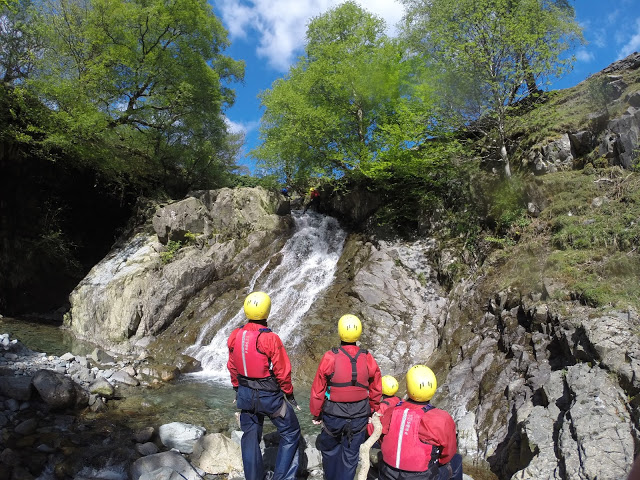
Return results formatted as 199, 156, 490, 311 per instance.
401, 0, 583, 177
0, 0, 42, 84
252, 1, 404, 183
27, 0, 244, 192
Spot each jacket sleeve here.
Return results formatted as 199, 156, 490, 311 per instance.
379, 403, 394, 436
367, 353, 382, 413
421, 409, 458, 465
227, 328, 239, 388
309, 352, 334, 417
261, 332, 294, 395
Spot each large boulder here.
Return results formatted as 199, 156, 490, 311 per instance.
130, 451, 203, 480
158, 422, 206, 454
32, 369, 88, 410
189, 433, 243, 474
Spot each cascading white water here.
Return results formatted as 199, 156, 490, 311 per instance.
184, 211, 347, 384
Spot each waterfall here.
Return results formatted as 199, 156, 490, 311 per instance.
184, 211, 347, 383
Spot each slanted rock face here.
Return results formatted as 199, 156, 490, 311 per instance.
293, 236, 448, 381
65, 187, 292, 352
601, 107, 640, 169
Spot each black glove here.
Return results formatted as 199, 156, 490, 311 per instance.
285, 392, 298, 407
233, 386, 238, 404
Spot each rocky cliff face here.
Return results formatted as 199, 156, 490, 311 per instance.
66, 184, 639, 479
65, 187, 293, 353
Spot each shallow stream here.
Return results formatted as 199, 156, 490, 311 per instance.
0, 316, 320, 438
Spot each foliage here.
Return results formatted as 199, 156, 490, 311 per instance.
3, 0, 244, 195
252, 2, 414, 183
400, 0, 584, 177
585, 75, 618, 116
160, 240, 183, 264
0, 0, 42, 83
480, 170, 640, 309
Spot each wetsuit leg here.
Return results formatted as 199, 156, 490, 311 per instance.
340, 417, 368, 480
270, 401, 301, 480
437, 454, 463, 480
240, 410, 266, 480
316, 414, 345, 480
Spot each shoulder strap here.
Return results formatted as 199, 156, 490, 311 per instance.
328, 346, 368, 389
255, 328, 272, 357
422, 403, 435, 413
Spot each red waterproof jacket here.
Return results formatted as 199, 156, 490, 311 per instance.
310, 344, 381, 418
367, 394, 401, 436
227, 322, 293, 395
380, 399, 458, 466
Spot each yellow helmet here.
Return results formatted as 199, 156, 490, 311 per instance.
338, 314, 362, 343
244, 292, 271, 320
406, 365, 437, 402
381, 375, 399, 396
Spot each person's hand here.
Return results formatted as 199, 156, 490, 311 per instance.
286, 392, 301, 410
233, 386, 238, 405
312, 416, 322, 425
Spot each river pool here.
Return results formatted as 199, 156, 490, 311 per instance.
0, 316, 321, 437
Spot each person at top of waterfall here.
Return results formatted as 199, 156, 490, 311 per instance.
367, 374, 401, 438
378, 365, 463, 480
302, 186, 321, 214
309, 314, 382, 480
227, 291, 301, 480
281, 185, 291, 198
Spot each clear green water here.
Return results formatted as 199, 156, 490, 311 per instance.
0, 317, 321, 437
0, 317, 96, 357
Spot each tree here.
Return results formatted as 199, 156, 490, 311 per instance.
0, 0, 43, 84
27, 0, 244, 192
252, 1, 404, 183
401, 0, 583, 177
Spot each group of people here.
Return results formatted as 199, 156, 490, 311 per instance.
227, 291, 463, 480
281, 186, 321, 214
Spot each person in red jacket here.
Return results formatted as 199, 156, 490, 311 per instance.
379, 365, 463, 480
227, 291, 301, 480
310, 314, 382, 480
303, 187, 321, 214
367, 375, 401, 437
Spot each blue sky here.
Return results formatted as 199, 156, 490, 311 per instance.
211, 0, 640, 172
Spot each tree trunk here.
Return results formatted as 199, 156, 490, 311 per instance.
499, 123, 512, 178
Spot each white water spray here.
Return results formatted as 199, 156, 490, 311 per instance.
185, 212, 346, 383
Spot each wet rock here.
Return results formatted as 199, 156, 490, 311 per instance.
0, 448, 20, 466
32, 370, 88, 410
14, 418, 38, 436
158, 422, 206, 454
134, 427, 155, 443
136, 442, 160, 456
110, 370, 139, 386
130, 451, 203, 480
88, 378, 115, 398
302, 435, 322, 471
0, 376, 33, 401
60, 352, 75, 362
189, 433, 243, 474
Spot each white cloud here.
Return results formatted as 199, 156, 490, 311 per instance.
225, 117, 259, 135
617, 17, 640, 60
214, 0, 406, 71
575, 49, 594, 63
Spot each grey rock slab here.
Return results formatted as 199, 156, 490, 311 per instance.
131, 451, 203, 480
158, 422, 206, 454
